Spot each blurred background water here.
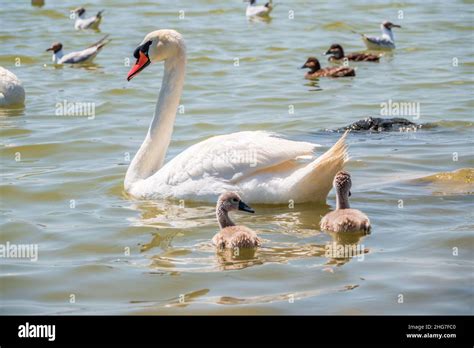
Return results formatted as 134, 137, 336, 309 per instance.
0, 0, 473, 314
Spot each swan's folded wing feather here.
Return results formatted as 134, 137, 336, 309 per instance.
157, 131, 319, 185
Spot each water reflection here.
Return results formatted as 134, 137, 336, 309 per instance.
0, 105, 25, 117
131, 199, 372, 273
324, 231, 370, 267
305, 79, 322, 91
131, 197, 368, 274
46, 63, 102, 71
247, 16, 272, 24
131, 288, 210, 308
139, 230, 179, 252
130, 283, 360, 309
128, 199, 214, 229
31, 0, 45, 7
214, 247, 263, 270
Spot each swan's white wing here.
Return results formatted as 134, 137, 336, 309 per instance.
0, 67, 25, 106
130, 131, 348, 203
154, 131, 319, 186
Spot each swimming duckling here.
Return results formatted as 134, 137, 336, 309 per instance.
325, 44, 381, 62
301, 57, 355, 79
212, 192, 261, 249
320, 171, 371, 233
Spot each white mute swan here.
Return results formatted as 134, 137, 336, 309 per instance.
125, 29, 349, 204
46, 35, 110, 64
0, 66, 25, 106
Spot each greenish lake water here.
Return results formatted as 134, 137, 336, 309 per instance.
0, 0, 473, 314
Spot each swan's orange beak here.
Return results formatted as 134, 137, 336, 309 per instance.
127, 51, 150, 81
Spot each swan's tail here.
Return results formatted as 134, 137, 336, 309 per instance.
289, 131, 349, 203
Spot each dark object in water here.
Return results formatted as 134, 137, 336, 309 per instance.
339, 117, 427, 132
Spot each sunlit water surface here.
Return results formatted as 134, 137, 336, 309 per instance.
0, 0, 473, 314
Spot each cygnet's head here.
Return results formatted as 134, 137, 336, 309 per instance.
334, 171, 352, 198
217, 192, 255, 214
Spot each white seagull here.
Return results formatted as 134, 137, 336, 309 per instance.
46, 35, 111, 64
361, 21, 401, 50
124, 30, 349, 204
0, 66, 25, 106
245, 0, 273, 18
73, 7, 104, 30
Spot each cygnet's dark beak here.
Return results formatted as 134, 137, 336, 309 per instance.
238, 200, 255, 213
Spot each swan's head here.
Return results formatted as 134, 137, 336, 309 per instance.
334, 171, 352, 198
217, 192, 255, 214
127, 29, 186, 81
381, 21, 401, 30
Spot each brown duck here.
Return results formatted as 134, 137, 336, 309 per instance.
301, 57, 355, 79
325, 44, 380, 62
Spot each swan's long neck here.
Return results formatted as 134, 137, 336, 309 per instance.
217, 207, 235, 229
336, 190, 350, 210
125, 49, 186, 190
